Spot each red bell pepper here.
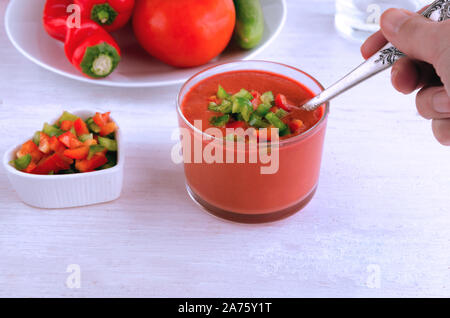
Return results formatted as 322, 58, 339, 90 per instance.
75, 153, 108, 172
16, 140, 44, 163
60, 120, 74, 131
289, 119, 305, 134
275, 94, 290, 112
38, 132, 51, 154
65, 20, 121, 78
43, 0, 73, 42
74, 118, 90, 135
58, 131, 83, 149
250, 91, 261, 109
74, 0, 135, 32
64, 146, 90, 160
92, 112, 117, 136
31, 153, 71, 175
49, 136, 67, 154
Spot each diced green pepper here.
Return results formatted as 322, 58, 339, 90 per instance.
218, 99, 232, 114
217, 85, 230, 100
208, 102, 221, 112
209, 99, 232, 114
249, 113, 269, 128
10, 154, 31, 171
57, 111, 79, 125
232, 88, 253, 101
88, 145, 106, 160
210, 115, 230, 127
255, 103, 272, 117
240, 103, 254, 122
32, 131, 41, 146
85, 117, 101, 134
265, 112, 288, 134
275, 108, 288, 119
43, 123, 63, 137
98, 136, 117, 151
78, 133, 93, 142
260, 91, 274, 105
232, 97, 252, 114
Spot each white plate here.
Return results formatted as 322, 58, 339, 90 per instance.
5, 0, 286, 87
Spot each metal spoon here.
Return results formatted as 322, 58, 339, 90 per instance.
302, 0, 450, 111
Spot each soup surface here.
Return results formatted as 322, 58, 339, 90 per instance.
181, 70, 324, 140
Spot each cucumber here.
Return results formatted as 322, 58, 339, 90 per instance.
233, 0, 264, 50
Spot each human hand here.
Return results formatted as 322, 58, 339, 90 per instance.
361, 8, 450, 145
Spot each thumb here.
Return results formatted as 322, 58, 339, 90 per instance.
380, 8, 448, 66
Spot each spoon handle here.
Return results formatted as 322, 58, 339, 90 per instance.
302, 0, 450, 111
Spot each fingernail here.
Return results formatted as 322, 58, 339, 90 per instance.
433, 91, 450, 113
382, 9, 413, 35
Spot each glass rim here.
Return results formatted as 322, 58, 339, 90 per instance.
176, 60, 330, 147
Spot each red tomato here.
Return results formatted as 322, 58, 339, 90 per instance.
132, 0, 236, 68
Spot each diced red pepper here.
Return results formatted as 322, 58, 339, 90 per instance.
75, 153, 108, 172
31, 153, 71, 175
24, 161, 37, 173
74, 118, 90, 135
289, 119, 305, 134
16, 140, 43, 163
226, 121, 246, 129
275, 94, 290, 111
250, 91, 261, 110
58, 131, 83, 149
64, 146, 89, 160
208, 96, 221, 104
49, 136, 67, 153
38, 132, 51, 154
100, 121, 117, 136
60, 120, 74, 131
83, 139, 98, 147
93, 112, 110, 127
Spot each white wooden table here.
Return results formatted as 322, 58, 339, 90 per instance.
0, 0, 449, 298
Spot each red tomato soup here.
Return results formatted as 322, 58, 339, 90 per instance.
178, 63, 328, 223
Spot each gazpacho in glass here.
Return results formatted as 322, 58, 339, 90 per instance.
177, 61, 329, 223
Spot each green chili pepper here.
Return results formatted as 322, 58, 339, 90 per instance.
98, 136, 117, 151
88, 145, 106, 160
217, 85, 230, 100
10, 154, 31, 171
255, 103, 272, 117
260, 91, 274, 105
210, 115, 230, 127
43, 123, 63, 137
